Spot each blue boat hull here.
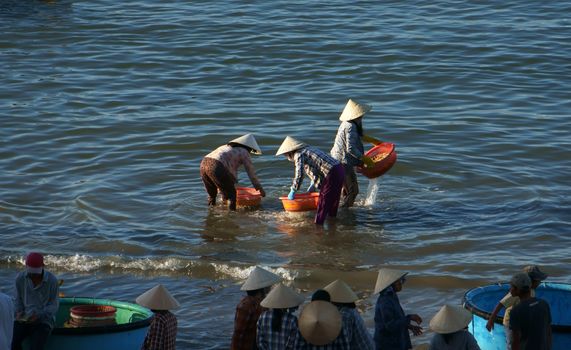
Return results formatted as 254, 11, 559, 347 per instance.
464, 282, 571, 350
24, 297, 153, 350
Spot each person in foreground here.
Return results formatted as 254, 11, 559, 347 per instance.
1, 290, 14, 350
200, 133, 266, 210
12, 252, 59, 350
293, 289, 343, 349
485, 265, 548, 349
323, 279, 374, 349
330, 98, 379, 208
232, 266, 281, 350
508, 272, 552, 350
428, 304, 480, 350
136, 284, 179, 350
276, 136, 345, 225
373, 268, 422, 350
256, 284, 304, 349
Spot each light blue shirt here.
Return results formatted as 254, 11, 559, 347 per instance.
0, 292, 14, 350
14, 270, 59, 328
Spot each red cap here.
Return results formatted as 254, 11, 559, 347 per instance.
25, 252, 44, 273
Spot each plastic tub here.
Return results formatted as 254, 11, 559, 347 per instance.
279, 192, 319, 212
357, 142, 397, 179
69, 305, 117, 327
236, 187, 262, 207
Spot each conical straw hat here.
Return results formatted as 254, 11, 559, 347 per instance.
260, 284, 305, 309
228, 133, 262, 155
299, 300, 342, 346
323, 279, 358, 303
429, 305, 472, 334
241, 266, 282, 291
374, 268, 408, 294
339, 99, 372, 121
136, 284, 180, 310
275, 136, 307, 156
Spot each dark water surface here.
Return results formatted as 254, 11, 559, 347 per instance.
1, 0, 570, 348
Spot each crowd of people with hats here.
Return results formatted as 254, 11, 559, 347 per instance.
200, 98, 382, 225
0, 254, 553, 350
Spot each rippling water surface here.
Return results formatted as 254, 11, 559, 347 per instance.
1, 0, 570, 348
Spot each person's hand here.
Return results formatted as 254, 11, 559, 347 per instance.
307, 182, 315, 193
486, 317, 495, 332
409, 314, 422, 325
288, 188, 296, 200
28, 314, 39, 323
361, 156, 374, 168
15, 312, 24, 321
362, 134, 383, 145
258, 188, 266, 197
409, 324, 423, 336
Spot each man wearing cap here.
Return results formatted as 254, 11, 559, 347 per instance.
331, 99, 378, 208
373, 268, 422, 350
276, 136, 345, 225
323, 279, 374, 349
200, 134, 266, 210
136, 284, 179, 350
485, 265, 548, 349
428, 305, 480, 349
508, 272, 552, 350
11, 252, 59, 350
232, 267, 281, 350
256, 284, 304, 349
1, 291, 14, 350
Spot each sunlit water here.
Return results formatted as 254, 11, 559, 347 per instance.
1, 0, 570, 348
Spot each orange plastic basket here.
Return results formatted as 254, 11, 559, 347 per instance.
279, 192, 320, 212
357, 142, 397, 179
236, 187, 262, 207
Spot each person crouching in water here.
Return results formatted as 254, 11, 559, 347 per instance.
428, 305, 480, 350
330, 99, 378, 208
136, 284, 179, 350
256, 284, 304, 349
200, 134, 266, 210
276, 136, 345, 225
232, 267, 281, 350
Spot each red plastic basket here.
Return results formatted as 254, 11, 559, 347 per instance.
357, 142, 397, 179
279, 192, 320, 212
236, 187, 262, 207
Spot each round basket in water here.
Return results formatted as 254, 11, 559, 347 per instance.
236, 187, 262, 207
279, 192, 319, 212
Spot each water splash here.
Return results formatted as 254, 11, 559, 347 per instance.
364, 178, 379, 206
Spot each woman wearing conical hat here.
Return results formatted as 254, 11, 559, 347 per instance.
330, 99, 380, 207
428, 305, 480, 350
136, 284, 180, 350
200, 134, 266, 210
256, 284, 304, 349
276, 136, 345, 225
323, 279, 374, 349
373, 268, 423, 350
232, 267, 281, 350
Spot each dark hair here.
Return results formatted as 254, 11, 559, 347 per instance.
311, 289, 330, 302
442, 330, 462, 344
246, 288, 264, 297
228, 142, 252, 153
332, 301, 356, 309
271, 309, 284, 332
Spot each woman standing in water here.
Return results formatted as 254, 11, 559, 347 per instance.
200, 134, 266, 210
331, 99, 379, 208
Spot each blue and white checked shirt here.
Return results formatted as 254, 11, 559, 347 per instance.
256, 309, 298, 350
330, 121, 364, 167
291, 146, 339, 191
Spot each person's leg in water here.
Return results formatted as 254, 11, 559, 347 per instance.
200, 158, 219, 206
315, 164, 345, 224
340, 164, 358, 207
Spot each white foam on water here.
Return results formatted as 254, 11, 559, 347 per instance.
364, 177, 380, 206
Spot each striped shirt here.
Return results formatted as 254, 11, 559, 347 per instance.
330, 121, 364, 167
142, 311, 177, 350
291, 146, 339, 191
205, 145, 262, 189
13, 270, 59, 328
256, 309, 298, 350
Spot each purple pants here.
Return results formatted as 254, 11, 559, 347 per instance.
315, 164, 345, 225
